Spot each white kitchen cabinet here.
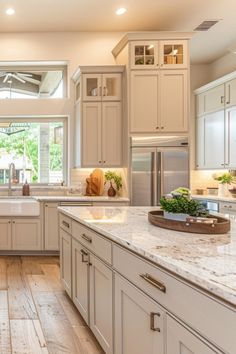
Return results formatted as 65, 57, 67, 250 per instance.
82, 73, 121, 101
130, 70, 188, 133
89, 254, 113, 354
114, 274, 164, 354
130, 40, 188, 70
73, 66, 124, 168
160, 70, 188, 131
196, 116, 205, 169
72, 239, 89, 324
204, 110, 225, 168
44, 203, 59, 251
0, 219, 11, 250
167, 315, 217, 354
12, 218, 41, 251
226, 108, 236, 168
197, 85, 225, 116
225, 77, 236, 107
60, 228, 72, 297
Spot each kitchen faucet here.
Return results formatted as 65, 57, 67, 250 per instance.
8, 163, 17, 196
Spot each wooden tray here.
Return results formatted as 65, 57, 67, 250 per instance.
148, 210, 231, 234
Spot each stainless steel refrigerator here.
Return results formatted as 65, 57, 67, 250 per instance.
131, 136, 189, 206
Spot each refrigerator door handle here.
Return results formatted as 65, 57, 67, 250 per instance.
152, 151, 157, 206
156, 151, 162, 205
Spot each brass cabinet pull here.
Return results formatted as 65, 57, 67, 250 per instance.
140, 273, 166, 293
150, 312, 161, 332
81, 233, 92, 243
62, 220, 70, 228
80, 249, 89, 263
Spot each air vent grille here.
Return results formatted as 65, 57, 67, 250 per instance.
194, 20, 220, 31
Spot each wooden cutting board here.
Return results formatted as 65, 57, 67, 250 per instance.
86, 169, 104, 196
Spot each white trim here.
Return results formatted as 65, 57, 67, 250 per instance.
72, 65, 125, 83
194, 70, 236, 95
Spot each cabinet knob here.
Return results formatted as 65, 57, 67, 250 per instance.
103, 161, 106, 163
161, 127, 164, 130
98, 161, 102, 163
156, 127, 159, 130
8, 221, 11, 224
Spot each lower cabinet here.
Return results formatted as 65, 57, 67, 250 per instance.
89, 253, 113, 354
60, 228, 72, 297
44, 202, 59, 251
0, 219, 11, 250
166, 315, 217, 354
72, 239, 89, 324
0, 218, 41, 251
114, 274, 164, 354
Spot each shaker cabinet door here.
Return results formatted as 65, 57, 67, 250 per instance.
114, 274, 164, 354
226, 108, 236, 168
196, 116, 205, 169
60, 229, 72, 297
44, 203, 59, 251
130, 71, 159, 133
82, 102, 102, 167
0, 219, 11, 250
167, 315, 218, 354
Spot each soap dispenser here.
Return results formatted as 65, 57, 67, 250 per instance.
22, 180, 30, 196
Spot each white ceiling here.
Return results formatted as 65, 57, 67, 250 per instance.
0, 0, 236, 63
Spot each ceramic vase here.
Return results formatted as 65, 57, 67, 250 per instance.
218, 183, 229, 197
108, 182, 116, 197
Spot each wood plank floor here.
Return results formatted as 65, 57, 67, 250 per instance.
0, 256, 104, 354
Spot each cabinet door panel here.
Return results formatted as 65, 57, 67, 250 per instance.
159, 40, 188, 69
167, 315, 217, 354
115, 274, 164, 354
102, 102, 122, 166
0, 219, 11, 250
44, 203, 59, 251
82, 74, 102, 101
226, 108, 236, 168
196, 117, 205, 169
130, 41, 158, 69
72, 239, 89, 324
204, 111, 225, 168
102, 73, 121, 101
60, 229, 72, 297
89, 254, 113, 353
160, 70, 188, 132
130, 71, 159, 132
204, 85, 224, 114
12, 219, 41, 251
82, 102, 102, 167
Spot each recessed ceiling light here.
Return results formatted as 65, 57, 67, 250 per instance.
116, 8, 127, 16
6, 8, 15, 16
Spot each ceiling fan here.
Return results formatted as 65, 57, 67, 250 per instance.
0, 71, 40, 85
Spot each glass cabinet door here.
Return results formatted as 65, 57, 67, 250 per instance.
159, 40, 187, 68
101, 73, 121, 101
82, 74, 102, 101
131, 41, 158, 69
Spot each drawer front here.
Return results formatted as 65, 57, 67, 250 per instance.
113, 244, 236, 354
72, 221, 112, 264
59, 213, 72, 234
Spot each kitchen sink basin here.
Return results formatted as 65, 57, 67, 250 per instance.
0, 198, 40, 216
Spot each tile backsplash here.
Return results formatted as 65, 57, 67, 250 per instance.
190, 169, 227, 194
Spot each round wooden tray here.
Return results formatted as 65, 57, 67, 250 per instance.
148, 210, 231, 234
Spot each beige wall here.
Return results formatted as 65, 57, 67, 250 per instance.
210, 52, 236, 81
0, 32, 124, 184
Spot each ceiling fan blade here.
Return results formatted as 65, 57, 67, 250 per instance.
3, 74, 10, 83
22, 76, 41, 85
17, 73, 33, 77
12, 74, 26, 83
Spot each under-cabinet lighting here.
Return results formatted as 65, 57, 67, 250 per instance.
6, 8, 15, 15
116, 8, 127, 15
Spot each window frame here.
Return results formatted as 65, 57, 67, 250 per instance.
0, 116, 68, 186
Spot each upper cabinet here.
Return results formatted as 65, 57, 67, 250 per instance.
130, 39, 188, 70
225, 77, 236, 108
73, 66, 124, 168
196, 84, 225, 116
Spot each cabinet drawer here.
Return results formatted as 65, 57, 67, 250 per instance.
59, 213, 72, 234
113, 244, 236, 354
72, 221, 112, 264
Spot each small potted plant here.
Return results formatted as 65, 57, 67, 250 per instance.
160, 187, 208, 221
213, 173, 236, 197
104, 171, 122, 197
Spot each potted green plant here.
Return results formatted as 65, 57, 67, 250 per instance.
160, 188, 208, 221
213, 173, 236, 197
105, 171, 122, 197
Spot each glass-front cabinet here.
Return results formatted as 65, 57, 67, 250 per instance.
82, 73, 121, 101
130, 40, 188, 69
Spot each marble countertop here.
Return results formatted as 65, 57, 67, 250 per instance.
33, 196, 129, 202
58, 206, 236, 307
192, 194, 236, 203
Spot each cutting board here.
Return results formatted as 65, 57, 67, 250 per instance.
86, 169, 104, 196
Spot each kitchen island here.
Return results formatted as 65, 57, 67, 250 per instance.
58, 206, 236, 354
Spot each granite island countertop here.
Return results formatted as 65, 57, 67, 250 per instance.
58, 206, 236, 308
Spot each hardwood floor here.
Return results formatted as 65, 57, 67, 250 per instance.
0, 256, 104, 354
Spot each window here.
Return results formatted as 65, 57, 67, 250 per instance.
0, 64, 67, 99
0, 118, 67, 185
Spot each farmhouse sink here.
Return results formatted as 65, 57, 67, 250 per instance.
0, 198, 40, 216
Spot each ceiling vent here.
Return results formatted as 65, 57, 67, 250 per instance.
194, 20, 220, 31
